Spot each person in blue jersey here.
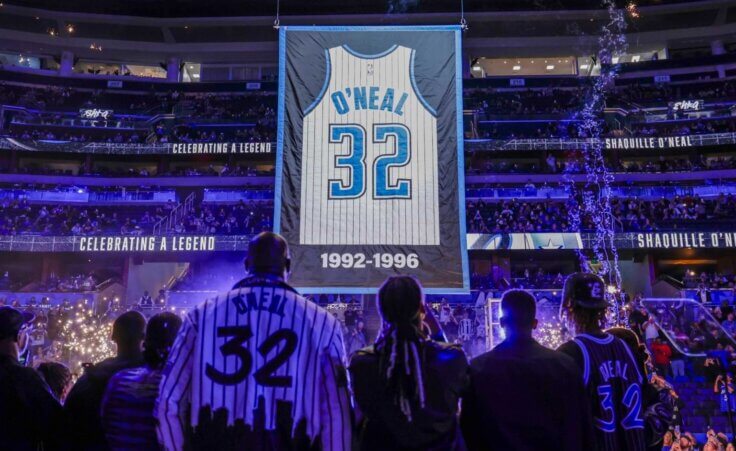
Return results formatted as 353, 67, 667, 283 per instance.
607, 327, 676, 451
101, 312, 182, 451
557, 273, 647, 451
461, 289, 593, 451
349, 276, 468, 451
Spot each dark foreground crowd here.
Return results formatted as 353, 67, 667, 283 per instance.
1, 233, 682, 451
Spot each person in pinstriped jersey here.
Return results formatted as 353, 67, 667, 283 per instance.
156, 232, 351, 451
101, 312, 183, 451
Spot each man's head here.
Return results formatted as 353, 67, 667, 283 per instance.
143, 312, 183, 368
679, 435, 693, 450
560, 272, 608, 335
244, 232, 291, 279
0, 306, 33, 358
37, 361, 72, 402
111, 311, 146, 355
500, 289, 537, 338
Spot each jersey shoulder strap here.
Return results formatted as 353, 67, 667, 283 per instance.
572, 338, 591, 386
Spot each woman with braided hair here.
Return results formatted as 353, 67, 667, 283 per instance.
349, 276, 469, 451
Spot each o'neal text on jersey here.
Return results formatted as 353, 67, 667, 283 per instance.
331, 86, 409, 116
599, 359, 631, 383
231, 290, 288, 318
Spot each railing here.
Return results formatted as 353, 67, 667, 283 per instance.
95, 277, 121, 292
0, 187, 176, 204
203, 189, 275, 202
641, 298, 736, 358
465, 183, 736, 200
153, 192, 196, 235
162, 265, 192, 294
465, 132, 736, 151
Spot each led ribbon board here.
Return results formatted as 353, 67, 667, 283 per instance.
275, 26, 468, 293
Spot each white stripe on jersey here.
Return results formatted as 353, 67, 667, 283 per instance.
156, 285, 351, 451
300, 44, 439, 245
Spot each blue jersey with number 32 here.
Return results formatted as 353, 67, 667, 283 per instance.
573, 334, 646, 451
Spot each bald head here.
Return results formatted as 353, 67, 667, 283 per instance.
245, 232, 291, 279
500, 289, 538, 337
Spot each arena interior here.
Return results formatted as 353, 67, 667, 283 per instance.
2, 0, 736, 450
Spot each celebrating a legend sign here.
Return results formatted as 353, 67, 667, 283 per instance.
275, 26, 468, 292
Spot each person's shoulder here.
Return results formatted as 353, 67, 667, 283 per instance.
13, 363, 48, 384
426, 340, 468, 364
542, 345, 582, 374
108, 366, 146, 384
348, 345, 377, 369
556, 339, 580, 354
432, 339, 465, 353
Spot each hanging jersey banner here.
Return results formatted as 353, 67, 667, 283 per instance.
275, 26, 468, 293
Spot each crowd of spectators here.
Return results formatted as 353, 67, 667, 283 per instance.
466, 194, 736, 233
4, 78, 736, 144
468, 269, 564, 290
173, 201, 273, 235
0, 83, 277, 118
9, 119, 275, 144
11, 162, 274, 177
7, 192, 736, 236
464, 80, 736, 117
1, 82, 278, 143
10, 152, 736, 178
465, 87, 580, 117
465, 154, 736, 174
685, 272, 736, 289
33, 273, 98, 292
509, 269, 565, 289
0, 199, 173, 235
0, 198, 277, 236
628, 118, 736, 137
475, 115, 736, 140
612, 80, 736, 106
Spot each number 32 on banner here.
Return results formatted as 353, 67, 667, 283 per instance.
328, 123, 411, 199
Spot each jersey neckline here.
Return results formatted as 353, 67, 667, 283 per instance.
578, 333, 614, 344
341, 44, 399, 59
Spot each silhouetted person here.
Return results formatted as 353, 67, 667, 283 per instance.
461, 289, 592, 451
350, 276, 468, 451
64, 310, 146, 450
37, 361, 73, 403
0, 306, 65, 451
139, 291, 153, 308
102, 312, 182, 450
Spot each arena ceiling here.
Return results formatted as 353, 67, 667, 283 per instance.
4, 0, 716, 17
0, 0, 733, 64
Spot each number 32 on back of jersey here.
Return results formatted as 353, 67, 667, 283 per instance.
329, 123, 411, 199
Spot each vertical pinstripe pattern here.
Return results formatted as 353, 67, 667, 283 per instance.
300, 45, 439, 245
575, 334, 646, 451
156, 286, 351, 451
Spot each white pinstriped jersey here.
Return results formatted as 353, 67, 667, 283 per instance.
300, 44, 439, 245
156, 281, 351, 451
